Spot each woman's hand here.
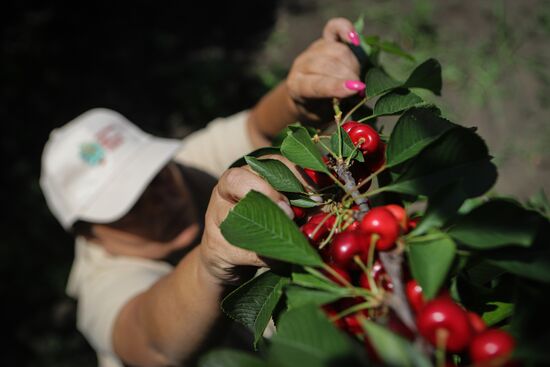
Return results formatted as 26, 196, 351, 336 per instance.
286, 17, 364, 124
246, 17, 364, 148
198, 162, 297, 285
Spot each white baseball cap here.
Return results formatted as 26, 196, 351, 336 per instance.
40, 108, 183, 230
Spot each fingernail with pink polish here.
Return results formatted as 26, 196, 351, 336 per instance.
345, 80, 366, 91
278, 201, 295, 219
348, 30, 360, 46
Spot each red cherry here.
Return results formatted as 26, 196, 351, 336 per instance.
309, 212, 337, 231
343, 313, 364, 335
322, 265, 352, 286
347, 124, 381, 155
301, 222, 328, 247
405, 279, 425, 314
358, 260, 393, 291
342, 121, 362, 133
322, 304, 347, 330
303, 167, 333, 188
467, 312, 487, 334
384, 204, 408, 231
388, 311, 415, 341
417, 297, 473, 352
360, 207, 400, 251
367, 142, 386, 172
469, 329, 515, 364
407, 217, 420, 232
338, 297, 369, 335
345, 220, 361, 232
291, 206, 306, 220
329, 230, 366, 268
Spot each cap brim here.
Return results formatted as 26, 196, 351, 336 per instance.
77, 137, 182, 224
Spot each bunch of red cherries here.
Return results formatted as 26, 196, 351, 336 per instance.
291, 121, 516, 366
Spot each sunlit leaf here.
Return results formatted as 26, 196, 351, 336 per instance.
220, 190, 323, 266
245, 156, 304, 193
281, 127, 329, 173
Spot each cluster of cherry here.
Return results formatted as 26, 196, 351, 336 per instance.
290, 122, 516, 366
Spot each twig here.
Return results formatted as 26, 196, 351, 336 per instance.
379, 250, 417, 332
334, 161, 370, 217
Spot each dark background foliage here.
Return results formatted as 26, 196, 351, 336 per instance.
1, 1, 283, 365
2, 0, 549, 365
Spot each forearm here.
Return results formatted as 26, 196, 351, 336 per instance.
113, 246, 229, 366
246, 81, 299, 148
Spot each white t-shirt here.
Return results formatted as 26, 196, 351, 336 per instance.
66, 110, 255, 367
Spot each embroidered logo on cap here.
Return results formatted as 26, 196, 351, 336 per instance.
80, 142, 105, 165
79, 124, 125, 166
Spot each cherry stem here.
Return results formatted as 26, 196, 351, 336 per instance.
342, 95, 369, 124
354, 254, 379, 295
357, 114, 377, 123
344, 142, 362, 166
357, 186, 386, 199
310, 212, 332, 246
334, 300, 376, 320
333, 98, 343, 158
317, 264, 362, 293
379, 250, 417, 332
435, 328, 449, 367
319, 214, 341, 250
315, 135, 339, 159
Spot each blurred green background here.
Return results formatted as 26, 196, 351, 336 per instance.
2, 0, 548, 365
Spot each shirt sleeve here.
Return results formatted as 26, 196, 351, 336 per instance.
172, 110, 255, 178
74, 259, 172, 355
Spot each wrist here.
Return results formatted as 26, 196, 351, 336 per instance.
248, 81, 301, 144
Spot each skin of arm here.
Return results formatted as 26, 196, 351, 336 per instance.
110, 17, 362, 367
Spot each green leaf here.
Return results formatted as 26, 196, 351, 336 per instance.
362, 319, 432, 367
245, 156, 304, 193
291, 272, 352, 295
452, 267, 515, 322
363, 36, 415, 61
410, 183, 468, 235
268, 305, 362, 367
365, 67, 401, 97
199, 349, 266, 367
482, 302, 514, 327
281, 127, 329, 174
525, 189, 550, 220
386, 107, 455, 168
403, 58, 442, 95
449, 199, 543, 249
222, 271, 288, 347
330, 127, 364, 162
285, 286, 343, 309
383, 127, 497, 198
272, 124, 318, 147
354, 16, 365, 33
373, 89, 424, 116
287, 195, 322, 208
408, 234, 456, 299
229, 147, 281, 168
487, 247, 550, 283
378, 40, 415, 61
220, 190, 323, 266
